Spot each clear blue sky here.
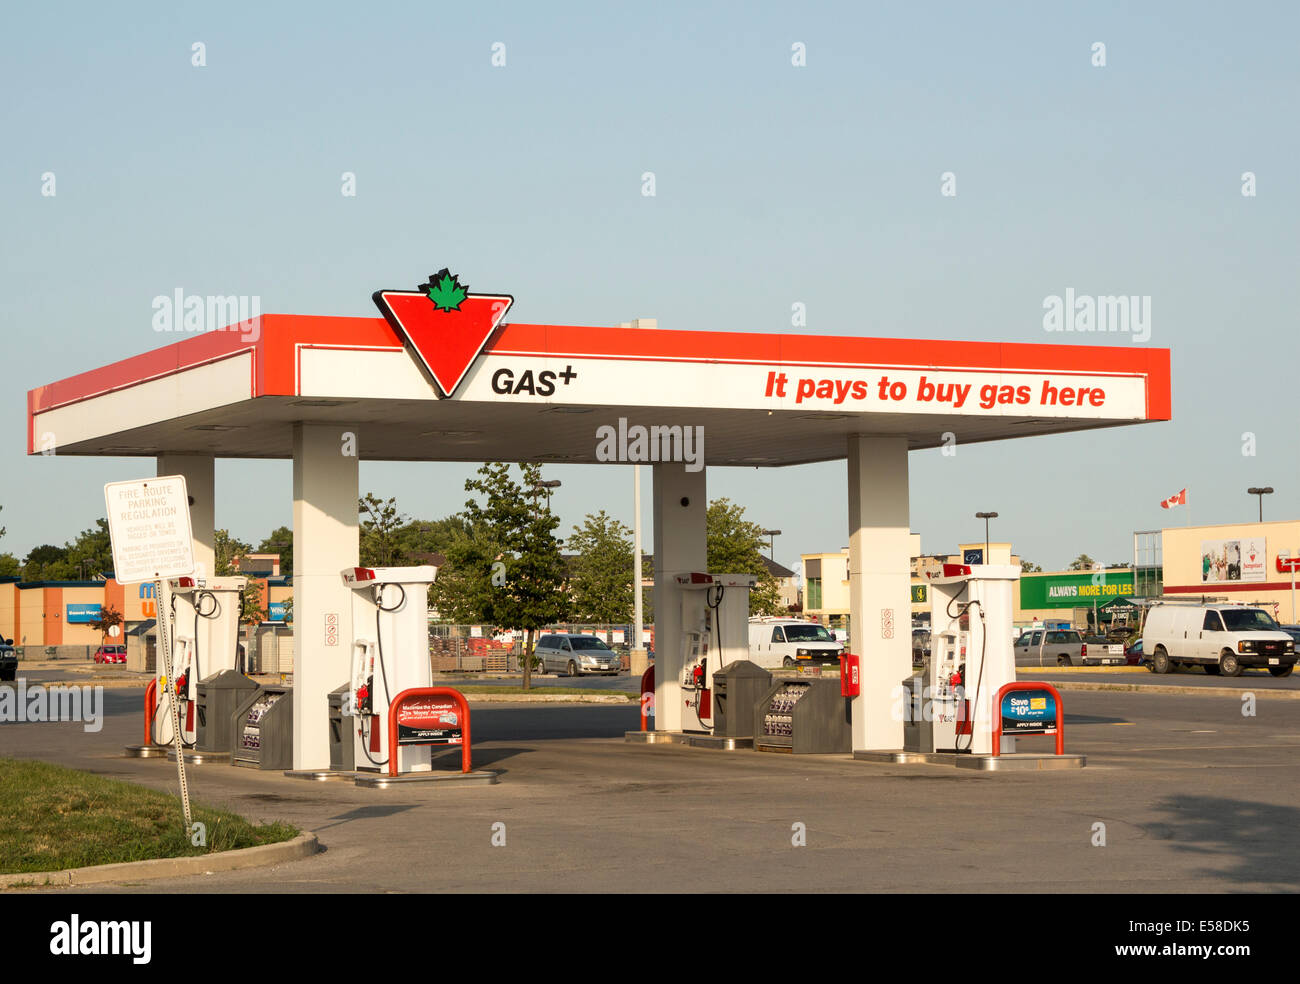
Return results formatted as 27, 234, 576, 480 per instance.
3, 1, 1297, 573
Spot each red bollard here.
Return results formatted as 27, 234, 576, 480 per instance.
143, 678, 159, 745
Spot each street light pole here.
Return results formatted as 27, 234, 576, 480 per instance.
975, 512, 998, 562
533, 479, 561, 513
633, 467, 643, 652
762, 529, 782, 562
1247, 486, 1273, 523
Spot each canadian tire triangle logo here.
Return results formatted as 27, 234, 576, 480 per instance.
372, 269, 513, 397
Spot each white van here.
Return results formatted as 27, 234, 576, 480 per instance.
1141, 603, 1296, 677
748, 618, 843, 669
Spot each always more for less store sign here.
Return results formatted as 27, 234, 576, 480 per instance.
1019, 571, 1135, 609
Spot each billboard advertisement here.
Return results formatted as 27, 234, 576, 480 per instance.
1201, 538, 1266, 583
1018, 570, 1136, 609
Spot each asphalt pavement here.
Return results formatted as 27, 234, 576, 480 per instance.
4, 674, 1300, 892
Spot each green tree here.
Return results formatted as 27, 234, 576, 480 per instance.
394, 516, 468, 564
438, 464, 568, 690
429, 521, 507, 623
359, 493, 407, 568
0, 553, 19, 578
22, 544, 73, 581
66, 518, 113, 579
214, 530, 252, 576
706, 498, 782, 615
1020, 559, 1042, 573
238, 583, 268, 626
1068, 554, 1097, 571
567, 511, 635, 623
257, 526, 294, 576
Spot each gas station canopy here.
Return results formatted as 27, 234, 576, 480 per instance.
25, 278, 1172, 767
28, 305, 1170, 464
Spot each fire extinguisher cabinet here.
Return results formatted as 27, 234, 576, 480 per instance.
755, 677, 852, 754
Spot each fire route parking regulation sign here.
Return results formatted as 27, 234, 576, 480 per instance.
103, 476, 196, 584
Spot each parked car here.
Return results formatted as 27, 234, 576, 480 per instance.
0, 639, 15, 681
1142, 603, 1296, 677
1124, 637, 1145, 666
1082, 635, 1127, 665
534, 633, 622, 676
93, 644, 127, 665
748, 618, 842, 669
1014, 627, 1122, 667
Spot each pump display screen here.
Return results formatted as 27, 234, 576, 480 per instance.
1000, 690, 1058, 734
396, 696, 463, 745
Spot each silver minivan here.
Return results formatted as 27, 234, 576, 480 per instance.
534, 633, 622, 676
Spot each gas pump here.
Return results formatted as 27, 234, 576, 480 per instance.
676, 573, 755, 733
341, 565, 437, 774
926, 563, 1019, 755
152, 575, 247, 747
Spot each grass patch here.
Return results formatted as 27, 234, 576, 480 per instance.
0, 757, 297, 874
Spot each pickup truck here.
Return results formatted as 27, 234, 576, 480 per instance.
1014, 628, 1124, 667
0, 639, 16, 682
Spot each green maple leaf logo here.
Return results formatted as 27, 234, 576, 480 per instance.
423, 268, 469, 312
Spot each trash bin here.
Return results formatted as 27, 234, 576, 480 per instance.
712, 660, 773, 738
329, 684, 354, 772
195, 670, 259, 754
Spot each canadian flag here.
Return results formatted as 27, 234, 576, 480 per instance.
1160, 488, 1187, 509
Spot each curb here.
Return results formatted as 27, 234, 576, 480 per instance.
0, 831, 320, 889
1050, 681, 1300, 699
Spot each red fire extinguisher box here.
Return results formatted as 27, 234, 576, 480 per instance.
840, 653, 860, 697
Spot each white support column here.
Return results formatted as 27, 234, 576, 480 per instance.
847, 436, 912, 751
292, 423, 359, 770
156, 454, 215, 581
652, 463, 707, 733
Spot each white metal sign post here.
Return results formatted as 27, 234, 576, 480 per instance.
104, 476, 197, 833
